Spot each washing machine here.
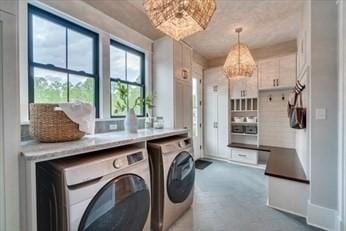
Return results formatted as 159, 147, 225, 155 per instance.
148, 136, 195, 231
36, 145, 151, 231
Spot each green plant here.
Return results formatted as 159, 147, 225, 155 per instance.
113, 81, 154, 114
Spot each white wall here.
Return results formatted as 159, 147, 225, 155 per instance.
19, 0, 153, 122
0, 1, 21, 231
310, 0, 338, 211
259, 90, 296, 148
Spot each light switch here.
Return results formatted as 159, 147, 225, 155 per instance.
316, 108, 326, 120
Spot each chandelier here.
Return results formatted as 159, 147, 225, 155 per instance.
143, 0, 216, 40
223, 28, 256, 78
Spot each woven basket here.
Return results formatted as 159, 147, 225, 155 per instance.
29, 103, 85, 143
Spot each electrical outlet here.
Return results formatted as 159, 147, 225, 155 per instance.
109, 124, 118, 130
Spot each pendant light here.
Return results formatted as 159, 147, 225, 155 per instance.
223, 28, 256, 78
143, 0, 216, 41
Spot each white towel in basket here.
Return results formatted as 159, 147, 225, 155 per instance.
58, 102, 95, 134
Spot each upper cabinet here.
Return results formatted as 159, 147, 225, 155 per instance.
258, 54, 297, 90
230, 68, 258, 99
174, 41, 192, 82
153, 37, 193, 130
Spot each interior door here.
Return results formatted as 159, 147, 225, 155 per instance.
192, 64, 203, 160
78, 174, 150, 231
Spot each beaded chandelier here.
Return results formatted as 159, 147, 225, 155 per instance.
224, 28, 256, 78
143, 0, 216, 40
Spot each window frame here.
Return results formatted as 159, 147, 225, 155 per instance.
27, 5, 100, 117
110, 39, 146, 118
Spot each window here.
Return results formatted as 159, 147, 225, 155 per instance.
110, 40, 145, 117
28, 5, 99, 116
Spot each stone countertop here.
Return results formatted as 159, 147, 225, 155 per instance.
21, 128, 188, 162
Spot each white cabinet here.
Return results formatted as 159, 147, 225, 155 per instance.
245, 69, 258, 98
258, 54, 297, 90
205, 85, 219, 157
231, 148, 258, 165
153, 37, 193, 131
230, 69, 258, 99
175, 80, 193, 129
204, 67, 230, 160
174, 40, 192, 82
258, 58, 279, 90
230, 78, 245, 99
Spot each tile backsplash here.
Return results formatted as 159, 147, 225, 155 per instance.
21, 119, 145, 141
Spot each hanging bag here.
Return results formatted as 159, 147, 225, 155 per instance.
289, 93, 306, 129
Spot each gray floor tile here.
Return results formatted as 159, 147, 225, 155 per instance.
168, 160, 322, 231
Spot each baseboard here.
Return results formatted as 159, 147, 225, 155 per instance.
267, 199, 306, 218
307, 200, 339, 231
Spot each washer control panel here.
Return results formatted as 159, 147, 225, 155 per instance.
112, 151, 144, 169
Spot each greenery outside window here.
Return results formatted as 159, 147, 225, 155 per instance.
110, 40, 145, 117
28, 5, 99, 116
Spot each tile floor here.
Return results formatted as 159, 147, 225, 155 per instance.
169, 160, 321, 231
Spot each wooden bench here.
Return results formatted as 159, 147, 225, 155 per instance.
228, 143, 309, 217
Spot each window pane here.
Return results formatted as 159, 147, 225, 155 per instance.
32, 15, 66, 68
127, 53, 141, 83
111, 81, 127, 117
128, 84, 143, 116
68, 29, 94, 74
110, 46, 125, 80
34, 67, 67, 103
69, 74, 95, 104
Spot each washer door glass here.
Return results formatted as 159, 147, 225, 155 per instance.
167, 151, 195, 203
78, 174, 150, 231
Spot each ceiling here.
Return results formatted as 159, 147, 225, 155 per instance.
83, 0, 303, 60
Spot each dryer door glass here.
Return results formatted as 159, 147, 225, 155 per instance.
167, 151, 195, 203
78, 174, 150, 231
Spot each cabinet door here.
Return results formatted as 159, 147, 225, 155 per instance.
183, 82, 192, 130
245, 68, 258, 98
204, 84, 219, 157
217, 85, 231, 159
258, 58, 279, 90
230, 78, 245, 99
279, 54, 296, 88
173, 41, 183, 80
182, 45, 192, 82
175, 81, 184, 128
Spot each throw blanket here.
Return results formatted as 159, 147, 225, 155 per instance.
58, 102, 95, 134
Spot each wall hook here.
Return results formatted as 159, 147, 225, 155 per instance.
269, 94, 272, 101
282, 94, 285, 101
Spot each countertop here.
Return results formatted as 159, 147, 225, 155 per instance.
21, 128, 188, 162
228, 143, 309, 184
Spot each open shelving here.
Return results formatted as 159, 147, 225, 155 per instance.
230, 97, 259, 146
